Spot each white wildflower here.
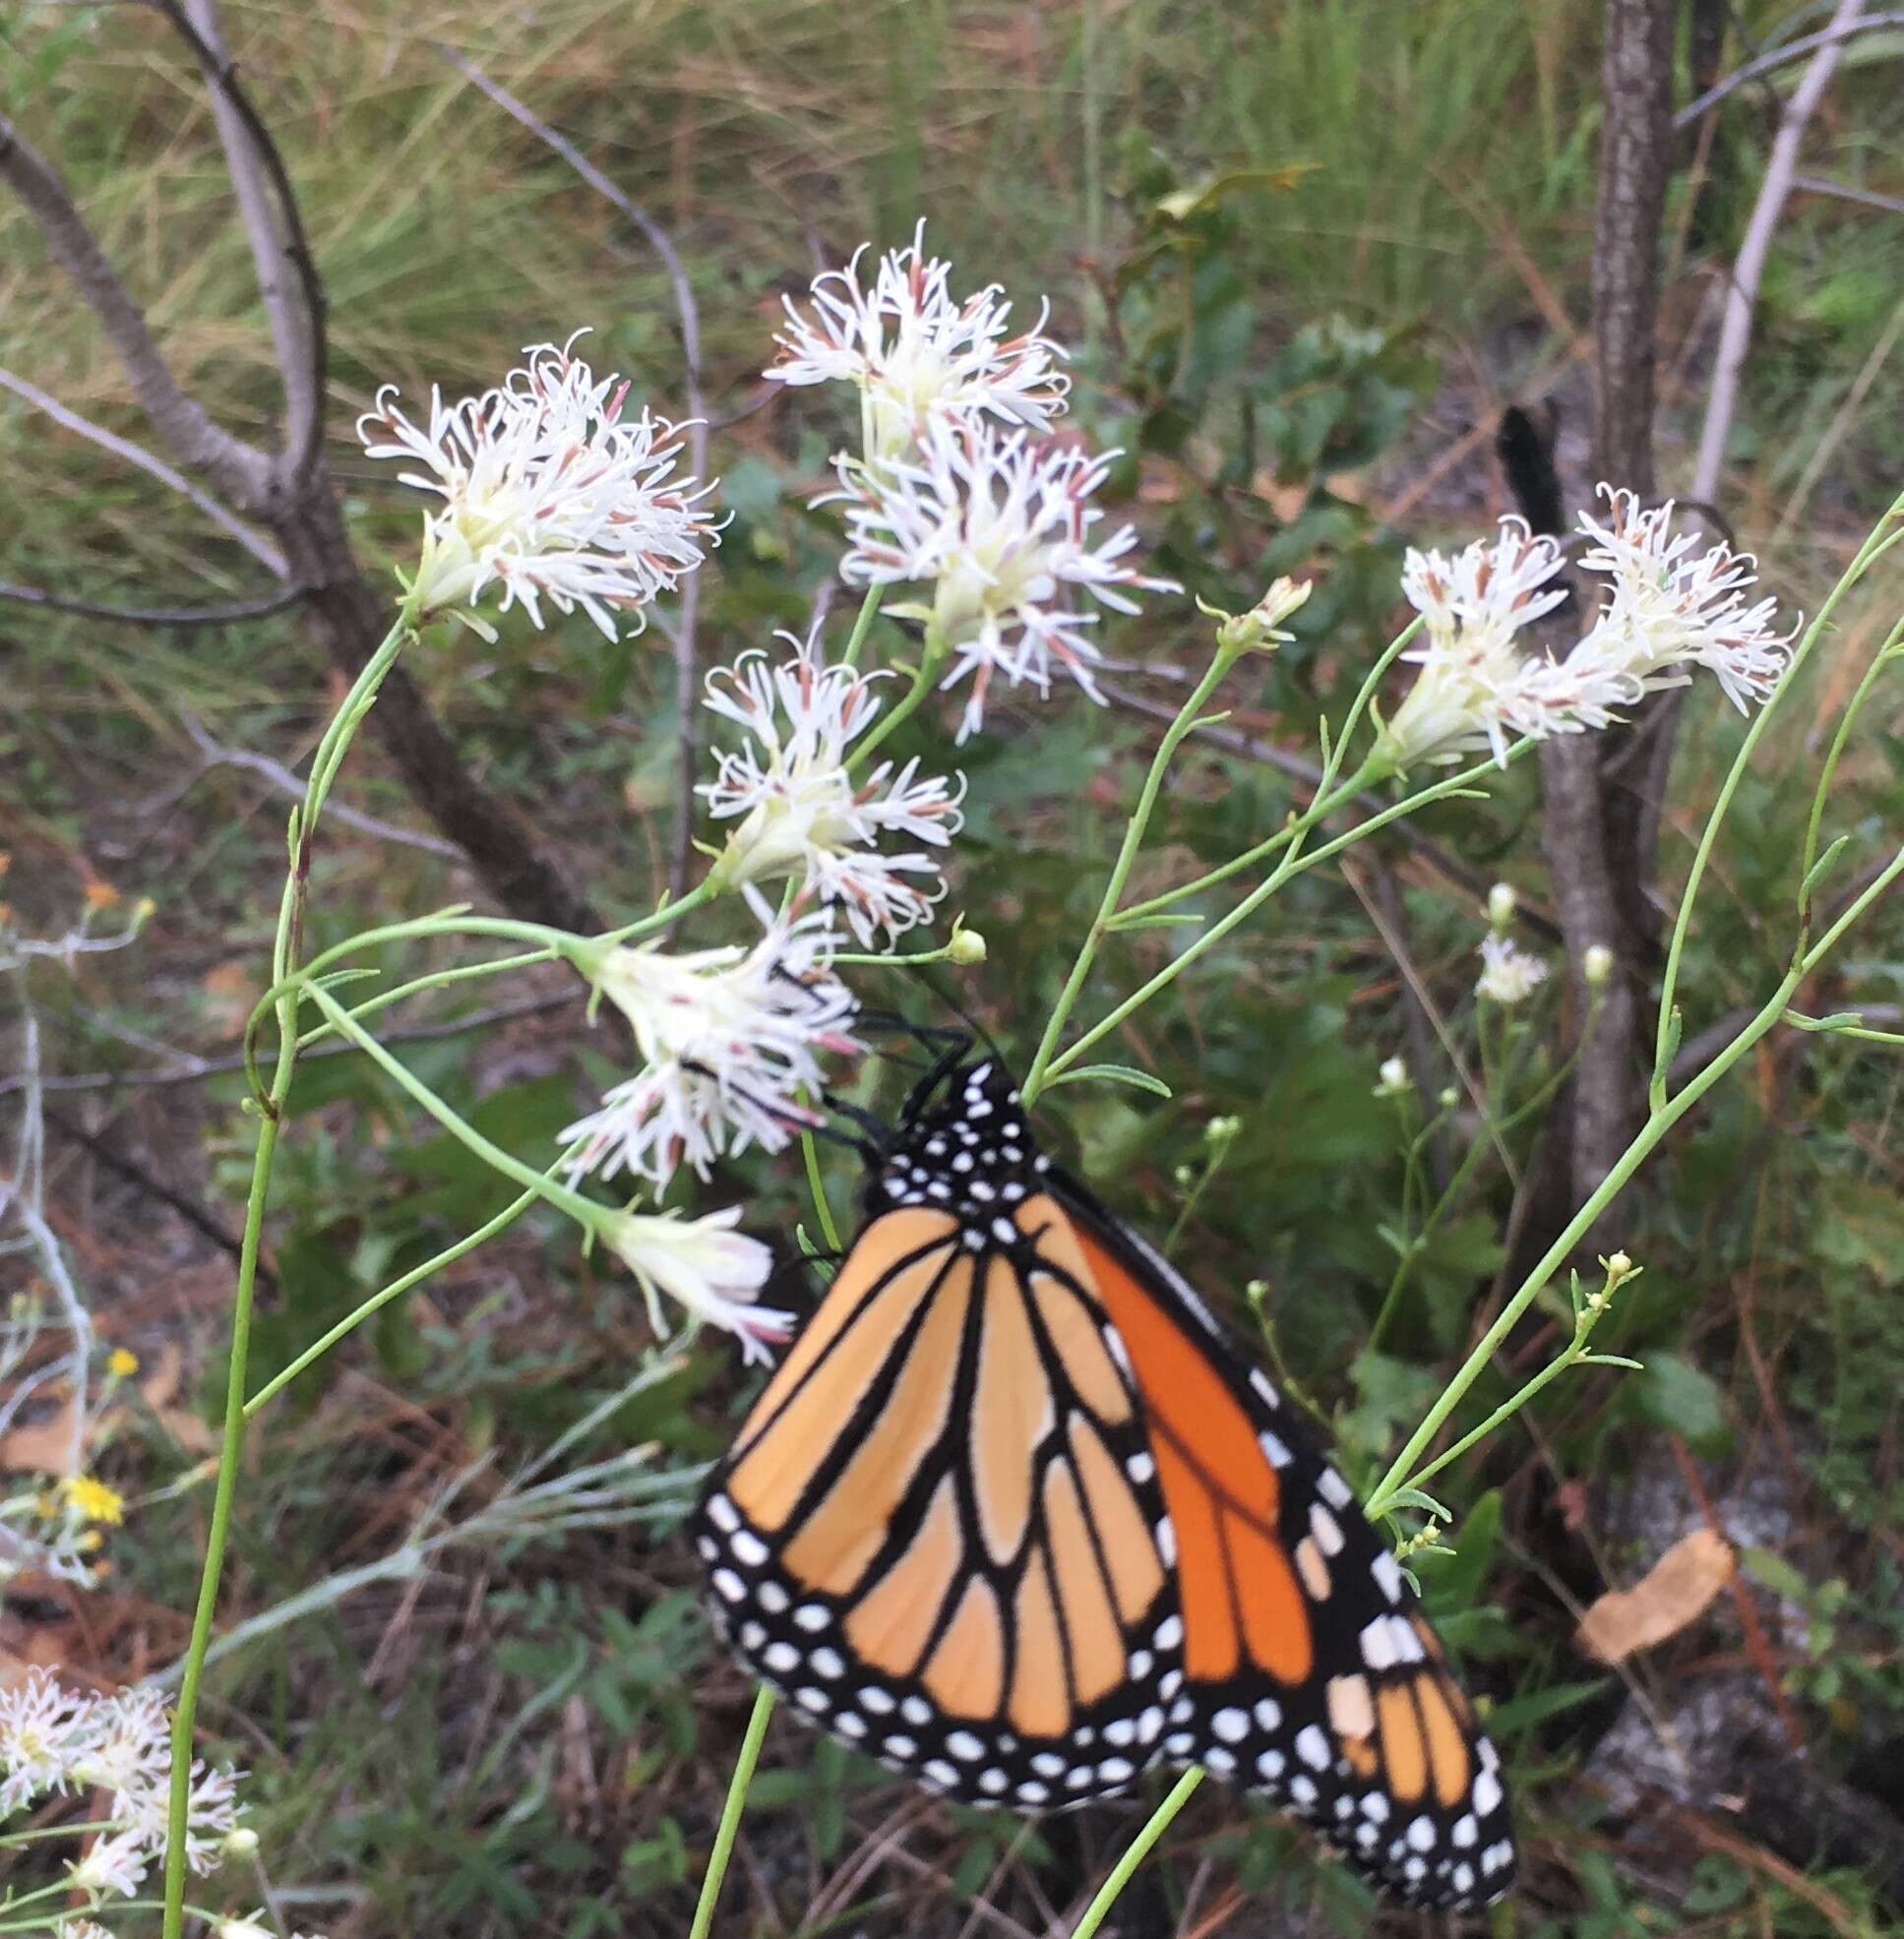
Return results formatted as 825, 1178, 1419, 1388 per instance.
55, 1921, 115, 1939
701, 635, 964, 944
561, 913, 860, 1188
215, 1920, 276, 1939
114, 1758, 241, 1873
1477, 934, 1550, 1006
597, 1205, 786, 1364
832, 416, 1179, 741
1380, 515, 1632, 770
358, 333, 719, 641
0, 1667, 91, 1810
68, 1828, 149, 1900
768, 223, 1069, 461
1575, 486, 1795, 710
66, 1684, 167, 1798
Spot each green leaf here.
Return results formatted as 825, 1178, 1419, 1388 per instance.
1484, 1677, 1608, 1736
1046, 1062, 1174, 1098
1739, 1545, 1809, 1605
1632, 1352, 1731, 1456
1801, 831, 1851, 905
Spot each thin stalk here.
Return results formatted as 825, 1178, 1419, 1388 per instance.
688, 1684, 776, 1939
1070, 1768, 1205, 1939
302, 984, 606, 1229
243, 1174, 550, 1416
838, 582, 885, 668
851, 633, 951, 767
1651, 508, 1904, 1109
294, 946, 560, 1052
161, 617, 412, 1939
1020, 645, 1243, 1106
1798, 625, 1904, 917
1114, 623, 1418, 923
1046, 751, 1503, 1084
1359, 865, 1904, 1523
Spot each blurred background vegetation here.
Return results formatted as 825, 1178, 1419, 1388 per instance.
3, 1, 1903, 1934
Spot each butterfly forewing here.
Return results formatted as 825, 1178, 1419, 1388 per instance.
694, 1060, 1514, 1911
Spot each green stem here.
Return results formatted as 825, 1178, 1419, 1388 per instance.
1113, 621, 1419, 923
294, 946, 559, 1053
803, 1126, 844, 1253
302, 984, 606, 1229
243, 1174, 549, 1417
1020, 645, 1245, 1106
687, 1684, 776, 1939
1651, 507, 1904, 1111
1046, 750, 1508, 1087
1070, 1768, 1205, 1939
1359, 863, 1904, 1524
839, 582, 884, 668
852, 632, 950, 767
162, 616, 413, 1939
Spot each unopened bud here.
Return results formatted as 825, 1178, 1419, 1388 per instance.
1204, 1115, 1242, 1147
948, 927, 987, 966
221, 1827, 260, 1860
1583, 942, 1614, 988
1374, 1057, 1412, 1098
1439, 1086, 1459, 1109
1199, 576, 1314, 658
1487, 882, 1516, 931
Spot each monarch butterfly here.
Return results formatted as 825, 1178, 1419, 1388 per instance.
694, 1057, 1515, 1910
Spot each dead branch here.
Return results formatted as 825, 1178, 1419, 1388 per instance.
2, 5, 604, 936
0, 113, 271, 507
1675, 10, 1904, 127
0, 365, 284, 570
159, 0, 328, 483
0, 582, 304, 626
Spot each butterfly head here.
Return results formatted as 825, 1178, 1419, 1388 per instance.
864, 1058, 1049, 1231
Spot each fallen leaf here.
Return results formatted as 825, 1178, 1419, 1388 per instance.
138, 1341, 183, 1411
1577, 1527, 1735, 1664
0, 1393, 82, 1477
200, 961, 256, 1038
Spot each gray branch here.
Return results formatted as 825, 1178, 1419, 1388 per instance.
0, 113, 271, 508
0, 365, 284, 571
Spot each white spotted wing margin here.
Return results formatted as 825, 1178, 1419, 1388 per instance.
1049, 1173, 1518, 1912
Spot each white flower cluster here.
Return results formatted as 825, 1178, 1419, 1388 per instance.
831, 419, 1180, 741
1381, 489, 1795, 771
701, 634, 964, 941
1476, 934, 1550, 1006
358, 333, 720, 640
0, 1671, 243, 1902
767, 222, 1069, 461
562, 912, 861, 1190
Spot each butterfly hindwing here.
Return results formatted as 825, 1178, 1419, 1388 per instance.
695, 1060, 1515, 1911
1057, 1189, 1516, 1908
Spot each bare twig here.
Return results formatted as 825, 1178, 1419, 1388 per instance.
1791, 171, 1904, 216
1674, 10, 1904, 127
0, 581, 305, 626
0, 114, 270, 506
0, 988, 583, 1101
431, 42, 710, 895
158, 0, 329, 482
170, 710, 462, 856
1691, 0, 1867, 503
0, 365, 284, 570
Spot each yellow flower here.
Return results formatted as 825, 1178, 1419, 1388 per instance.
61, 1476, 125, 1526
106, 1347, 140, 1378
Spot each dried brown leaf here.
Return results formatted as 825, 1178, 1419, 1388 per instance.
1577, 1527, 1735, 1664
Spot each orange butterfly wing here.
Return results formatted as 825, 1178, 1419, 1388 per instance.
695, 1060, 1514, 1910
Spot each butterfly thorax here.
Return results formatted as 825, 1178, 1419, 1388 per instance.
863, 1060, 1051, 1238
